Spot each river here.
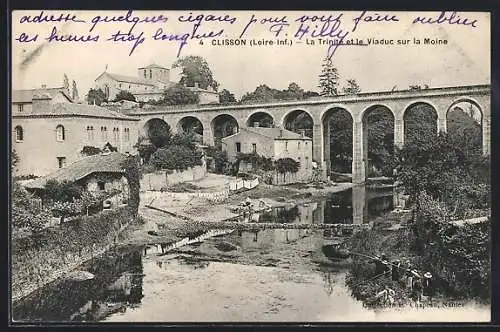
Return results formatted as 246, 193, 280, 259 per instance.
11, 185, 489, 323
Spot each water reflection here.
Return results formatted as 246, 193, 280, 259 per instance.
255, 185, 394, 225
12, 185, 396, 323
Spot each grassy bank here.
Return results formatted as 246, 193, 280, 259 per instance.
11, 207, 136, 302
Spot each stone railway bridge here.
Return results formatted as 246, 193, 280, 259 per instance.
127, 84, 490, 184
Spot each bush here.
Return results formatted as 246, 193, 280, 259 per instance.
149, 145, 202, 171
44, 180, 83, 203
81, 146, 102, 156
114, 90, 136, 102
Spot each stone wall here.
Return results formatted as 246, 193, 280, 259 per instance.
140, 165, 207, 191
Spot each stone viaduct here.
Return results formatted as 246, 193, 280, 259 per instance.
127, 84, 490, 184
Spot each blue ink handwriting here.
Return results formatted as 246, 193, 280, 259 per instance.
178, 13, 237, 25
412, 11, 478, 28
89, 10, 168, 33
19, 11, 85, 24
352, 11, 399, 32
107, 30, 144, 56
15, 32, 38, 43
239, 14, 289, 38
46, 26, 99, 43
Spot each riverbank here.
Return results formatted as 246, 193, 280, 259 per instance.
122, 181, 354, 246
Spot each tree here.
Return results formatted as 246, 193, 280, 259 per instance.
44, 180, 83, 203
219, 89, 236, 104
114, 90, 136, 102
159, 84, 199, 105
172, 55, 219, 91
12, 148, 19, 171
72, 80, 79, 101
304, 91, 320, 98
396, 131, 489, 216
12, 181, 50, 232
86, 88, 107, 106
121, 155, 141, 217
134, 136, 156, 164
318, 58, 340, 96
81, 146, 102, 156
342, 79, 361, 94
274, 158, 300, 182
240, 84, 277, 103
283, 82, 305, 100
149, 145, 202, 171
205, 146, 229, 174
63, 73, 69, 91
146, 120, 172, 149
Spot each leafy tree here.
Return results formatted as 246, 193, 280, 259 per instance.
219, 89, 237, 104
12, 181, 50, 231
205, 146, 229, 174
170, 131, 199, 152
365, 108, 395, 176
236, 152, 275, 172
283, 82, 305, 100
396, 131, 489, 217
318, 58, 340, 96
327, 111, 353, 173
149, 145, 202, 171
404, 103, 437, 144
146, 120, 172, 149
240, 84, 277, 103
12, 148, 19, 170
43, 180, 83, 203
447, 106, 482, 158
134, 137, 156, 164
275, 157, 300, 182
86, 88, 107, 106
240, 83, 312, 103
342, 79, 361, 94
173, 55, 219, 91
159, 84, 199, 105
114, 90, 136, 102
304, 91, 320, 98
81, 146, 102, 156
121, 155, 141, 217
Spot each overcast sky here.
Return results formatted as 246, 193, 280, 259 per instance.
11, 10, 490, 98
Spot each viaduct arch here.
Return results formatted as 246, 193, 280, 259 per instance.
133, 85, 490, 184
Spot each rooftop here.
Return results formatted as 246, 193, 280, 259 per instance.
138, 64, 169, 70
12, 87, 72, 103
13, 100, 139, 121
227, 127, 311, 140
24, 152, 129, 189
96, 72, 157, 86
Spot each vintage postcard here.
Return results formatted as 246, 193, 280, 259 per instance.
10, 10, 491, 323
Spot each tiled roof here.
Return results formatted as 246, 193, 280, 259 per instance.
138, 64, 169, 70
12, 87, 72, 103
13, 101, 139, 121
24, 152, 128, 189
97, 72, 156, 86
241, 127, 311, 140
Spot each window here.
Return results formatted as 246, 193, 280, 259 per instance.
97, 181, 105, 191
56, 125, 65, 141
143, 69, 147, 78
298, 142, 301, 149
305, 156, 309, 169
129, 84, 131, 89
15, 126, 23, 142
113, 127, 119, 142
149, 69, 152, 79
86, 126, 95, 140
253, 232, 258, 242
18, 104, 23, 112
119, 83, 122, 88
101, 126, 107, 139
57, 157, 66, 168
236, 142, 241, 153
285, 141, 288, 151
124, 128, 130, 141
252, 143, 257, 153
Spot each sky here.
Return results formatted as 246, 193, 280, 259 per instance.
11, 10, 490, 99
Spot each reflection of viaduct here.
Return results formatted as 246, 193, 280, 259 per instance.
131, 85, 490, 183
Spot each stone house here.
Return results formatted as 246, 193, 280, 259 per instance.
24, 152, 130, 208
12, 91, 139, 177
221, 127, 313, 183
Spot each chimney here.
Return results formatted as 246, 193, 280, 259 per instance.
41, 84, 47, 89
253, 122, 260, 127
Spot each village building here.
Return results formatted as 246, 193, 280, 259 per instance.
24, 151, 130, 208
12, 89, 139, 177
221, 127, 314, 183
94, 64, 220, 104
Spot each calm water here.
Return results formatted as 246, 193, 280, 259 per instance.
15, 186, 488, 322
